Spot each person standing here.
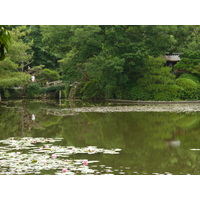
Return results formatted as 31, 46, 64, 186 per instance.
31, 75, 35, 82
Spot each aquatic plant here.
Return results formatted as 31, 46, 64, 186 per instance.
0, 137, 121, 175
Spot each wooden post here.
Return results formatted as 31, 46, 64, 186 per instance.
59, 90, 62, 99
59, 90, 62, 105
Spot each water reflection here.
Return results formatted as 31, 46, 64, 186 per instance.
165, 130, 181, 147
31, 114, 35, 121
1, 100, 200, 175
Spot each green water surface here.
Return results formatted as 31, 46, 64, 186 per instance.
1, 100, 200, 175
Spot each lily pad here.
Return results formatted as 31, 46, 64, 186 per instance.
0, 137, 121, 175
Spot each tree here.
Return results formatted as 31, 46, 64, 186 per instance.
24, 25, 59, 70
37, 68, 60, 84
0, 25, 11, 60
60, 25, 184, 100
59, 26, 103, 83
137, 57, 178, 100
174, 50, 200, 77
176, 78, 198, 100
40, 25, 72, 59
3, 25, 200, 101
0, 26, 32, 99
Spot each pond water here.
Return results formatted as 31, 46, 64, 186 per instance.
1, 100, 200, 175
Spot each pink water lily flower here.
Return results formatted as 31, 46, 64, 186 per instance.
62, 168, 67, 173
52, 154, 57, 159
83, 160, 88, 166
9, 153, 15, 157
42, 160, 47, 164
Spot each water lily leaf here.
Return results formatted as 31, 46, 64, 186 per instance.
0, 137, 121, 175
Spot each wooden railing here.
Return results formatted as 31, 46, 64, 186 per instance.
46, 81, 63, 87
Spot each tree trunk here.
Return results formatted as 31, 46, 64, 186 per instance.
22, 84, 28, 97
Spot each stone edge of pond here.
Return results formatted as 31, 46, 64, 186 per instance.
106, 99, 200, 104
62, 104, 200, 113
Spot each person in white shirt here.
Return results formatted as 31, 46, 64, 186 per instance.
31, 75, 35, 82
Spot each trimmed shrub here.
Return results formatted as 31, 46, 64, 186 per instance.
27, 83, 67, 98
168, 85, 182, 99
176, 78, 198, 99
179, 73, 200, 84
27, 83, 42, 98
152, 85, 182, 101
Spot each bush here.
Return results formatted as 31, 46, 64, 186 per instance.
130, 86, 151, 100
37, 69, 60, 84
26, 83, 47, 98
27, 83, 44, 98
4, 89, 10, 98
168, 85, 182, 99
152, 85, 182, 101
81, 79, 103, 100
26, 83, 67, 98
179, 73, 200, 83
7, 88, 22, 99
176, 78, 198, 99
128, 84, 182, 101
153, 92, 172, 101
104, 84, 115, 99
46, 85, 66, 92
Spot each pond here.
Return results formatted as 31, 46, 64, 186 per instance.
1, 100, 200, 175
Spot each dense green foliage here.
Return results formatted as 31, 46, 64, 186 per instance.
0, 25, 10, 60
2, 25, 200, 101
176, 78, 199, 99
0, 26, 31, 98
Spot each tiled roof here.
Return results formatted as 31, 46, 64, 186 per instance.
164, 54, 181, 61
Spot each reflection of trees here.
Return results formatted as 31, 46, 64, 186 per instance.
0, 103, 41, 138
2, 101, 200, 174
18, 101, 38, 135
0, 107, 21, 139
56, 111, 200, 174
49, 111, 200, 174
0, 101, 61, 138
